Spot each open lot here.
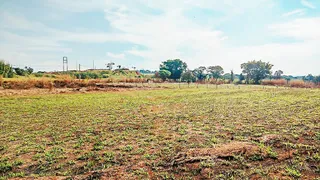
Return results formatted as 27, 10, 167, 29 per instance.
0, 85, 320, 179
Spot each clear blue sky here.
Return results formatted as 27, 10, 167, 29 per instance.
0, 0, 319, 75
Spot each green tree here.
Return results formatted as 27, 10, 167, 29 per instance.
314, 75, 320, 84
158, 70, 171, 81
181, 70, 196, 84
239, 73, 245, 82
223, 73, 231, 80
192, 66, 207, 81
274, 70, 283, 79
160, 59, 187, 80
304, 74, 314, 82
241, 60, 273, 84
14, 68, 26, 76
25, 66, 34, 75
231, 70, 234, 82
207, 65, 224, 79
0, 60, 14, 78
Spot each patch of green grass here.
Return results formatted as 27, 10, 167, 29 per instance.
285, 166, 301, 178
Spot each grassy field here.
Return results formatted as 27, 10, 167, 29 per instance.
0, 86, 320, 179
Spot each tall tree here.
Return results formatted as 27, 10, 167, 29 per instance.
207, 65, 224, 79
181, 70, 196, 84
274, 70, 283, 79
106, 62, 115, 70
230, 70, 234, 82
241, 60, 273, 84
192, 66, 207, 81
304, 74, 314, 82
25, 66, 34, 75
160, 59, 187, 80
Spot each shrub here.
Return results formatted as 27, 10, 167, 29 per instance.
159, 70, 171, 81
208, 78, 225, 85
0, 60, 14, 78
289, 80, 315, 88
102, 74, 109, 78
261, 79, 287, 86
34, 73, 44, 77
152, 78, 162, 83
14, 68, 26, 76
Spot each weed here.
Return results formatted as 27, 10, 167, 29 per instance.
122, 145, 133, 152
285, 166, 301, 178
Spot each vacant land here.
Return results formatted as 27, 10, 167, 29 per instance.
0, 86, 319, 179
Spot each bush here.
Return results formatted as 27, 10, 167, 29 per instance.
159, 70, 171, 81
289, 80, 315, 88
34, 73, 44, 77
102, 74, 109, 78
0, 60, 14, 78
74, 72, 101, 79
261, 79, 287, 86
207, 78, 225, 85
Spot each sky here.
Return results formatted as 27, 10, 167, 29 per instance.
0, 0, 320, 75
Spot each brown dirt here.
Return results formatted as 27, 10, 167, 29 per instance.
169, 141, 264, 166
188, 141, 262, 157
0, 86, 163, 97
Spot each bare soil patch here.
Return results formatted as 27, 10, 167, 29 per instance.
0, 84, 164, 96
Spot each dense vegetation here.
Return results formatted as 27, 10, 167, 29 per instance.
0, 61, 14, 78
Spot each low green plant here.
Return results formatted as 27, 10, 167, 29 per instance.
285, 166, 301, 178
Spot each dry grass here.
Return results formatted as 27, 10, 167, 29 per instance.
289, 80, 316, 88
262, 79, 287, 86
262, 79, 320, 88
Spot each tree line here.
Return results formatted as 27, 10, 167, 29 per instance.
0, 60, 34, 78
1, 59, 319, 85
156, 59, 320, 84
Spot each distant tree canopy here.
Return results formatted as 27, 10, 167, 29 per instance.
160, 59, 187, 80
304, 74, 314, 82
314, 75, 320, 84
274, 70, 283, 79
207, 65, 224, 79
239, 73, 245, 82
192, 66, 207, 81
14, 66, 34, 76
158, 70, 171, 81
0, 60, 14, 78
241, 60, 273, 84
181, 70, 196, 83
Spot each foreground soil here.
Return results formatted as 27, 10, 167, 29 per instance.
0, 84, 165, 97
1, 87, 319, 179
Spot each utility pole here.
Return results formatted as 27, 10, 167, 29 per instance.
79, 64, 81, 71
